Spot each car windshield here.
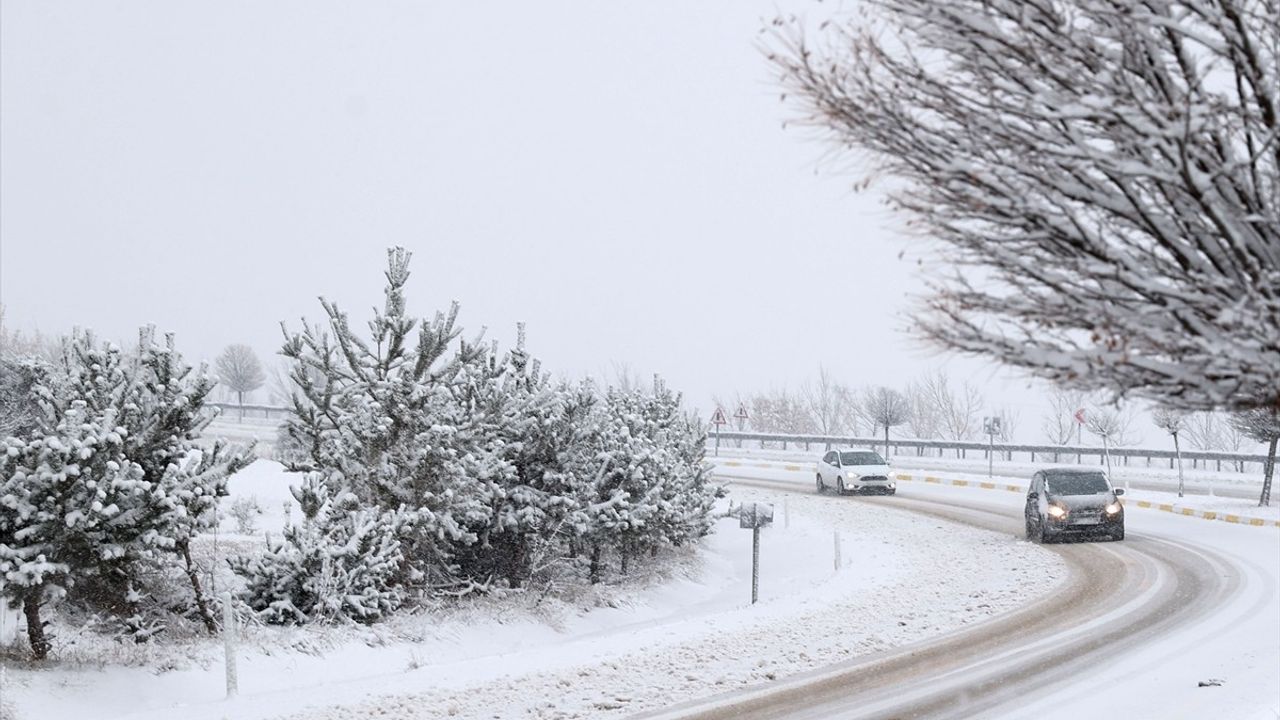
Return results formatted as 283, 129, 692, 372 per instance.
840, 451, 884, 466
1045, 472, 1110, 496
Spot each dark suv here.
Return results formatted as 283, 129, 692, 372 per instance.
1025, 468, 1125, 542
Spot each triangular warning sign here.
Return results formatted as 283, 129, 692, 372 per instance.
710, 407, 728, 425
734, 404, 749, 421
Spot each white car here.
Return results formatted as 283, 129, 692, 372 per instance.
816, 449, 896, 495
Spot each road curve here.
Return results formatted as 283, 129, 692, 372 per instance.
636, 473, 1239, 720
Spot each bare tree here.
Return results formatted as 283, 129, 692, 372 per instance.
768, 1, 1280, 413
747, 389, 816, 436
1086, 402, 1141, 480
1042, 386, 1089, 448
800, 366, 856, 436
904, 379, 942, 454
1229, 409, 1280, 506
216, 344, 266, 419
1152, 407, 1190, 497
920, 370, 981, 442
863, 386, 910, 458
0, 305, 61, 362
1183, 412, 1225, 454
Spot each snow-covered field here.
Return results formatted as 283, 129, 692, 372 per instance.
1, 461, 1064, 720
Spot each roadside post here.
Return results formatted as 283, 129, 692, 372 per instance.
833, 529, 841, 572
1074, 408, 1086, 463
983, 416, 1002, 478
734, 404, 750, 449
222, 591, 238, 699
711, 407, 728, 457
739, 502, 774, 604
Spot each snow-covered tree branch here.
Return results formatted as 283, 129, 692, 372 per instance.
768, 0, 1279, 411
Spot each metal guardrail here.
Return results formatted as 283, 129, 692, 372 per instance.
204, 403, 1269, 470
208, 402, 292, 420
708, 430, 1270, 468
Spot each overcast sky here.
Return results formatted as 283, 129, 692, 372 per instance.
2, 1, 1067, 438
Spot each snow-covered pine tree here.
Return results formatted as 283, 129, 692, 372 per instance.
0, 400, 147, 659
0, 329, 252, 658
279, 247, 492, 589
578, 380, 714, 580
452, 326, 593, 587
112, 328, 254, 633
232, 477, 407, 624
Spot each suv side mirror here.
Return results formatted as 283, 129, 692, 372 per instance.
1027, 491, 1038, 500
1114, 488, 1125, 496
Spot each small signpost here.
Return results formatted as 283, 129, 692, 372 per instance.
738, 502, 774, 604
983, 416, 1003, 478
733, 404, 750, 449
711, 407, 728, 457
1074, 408, 1086, 463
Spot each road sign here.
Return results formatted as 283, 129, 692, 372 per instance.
983, 416, 1003, 436
734, 404, 749, 421
737, 502, 774, 529
1074, 408, 1086, 425
711, 407, 728, 426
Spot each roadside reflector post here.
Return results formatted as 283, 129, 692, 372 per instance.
739, 502, 773, 605
783, 499, 790, 529
833, 529, 841, 572
223, 592, 238, 699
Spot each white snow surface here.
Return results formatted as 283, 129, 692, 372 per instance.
715, 459, 1280, 719
2, 461, 1064, 720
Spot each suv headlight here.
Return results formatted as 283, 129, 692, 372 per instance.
1047, 505, 1067, 519
1105, 502, 1122, 515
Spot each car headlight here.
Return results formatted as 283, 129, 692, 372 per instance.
1047, 505, 1067, 519
1105, 502, 1122, 515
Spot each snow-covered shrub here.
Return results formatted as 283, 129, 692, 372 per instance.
230, 496, 263, 534
0, 329, 253, 659
232, 480, 407, 625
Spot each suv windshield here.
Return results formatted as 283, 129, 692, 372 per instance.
840, 451, 885, 466
1045, 472, 1110, 496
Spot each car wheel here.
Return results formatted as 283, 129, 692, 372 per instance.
816, 475, 824, 494
837, 478, 845, 495
1030, 518, 1045, 543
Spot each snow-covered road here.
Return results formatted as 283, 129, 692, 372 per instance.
684, 463, 1280, 719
